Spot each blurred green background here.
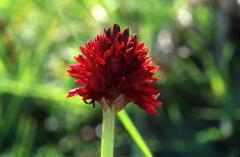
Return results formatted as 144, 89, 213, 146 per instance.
1, 0, 240, 157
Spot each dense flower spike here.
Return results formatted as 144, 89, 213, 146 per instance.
67, 24, 161, 115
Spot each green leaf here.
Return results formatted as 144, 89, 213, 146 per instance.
118, 110, 153, 157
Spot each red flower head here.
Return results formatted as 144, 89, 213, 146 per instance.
67, 24, 161, 115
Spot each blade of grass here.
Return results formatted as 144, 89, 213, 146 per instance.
11, 117, 36, 157
117, 110, 153, 157
51, 0, 80, 47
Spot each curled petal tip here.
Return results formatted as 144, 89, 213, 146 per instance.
122, 28, 129, 41
67, 88, 79, 97
148, 108, 160, 116
113, 24, 120, 32
155, 102, 162, 107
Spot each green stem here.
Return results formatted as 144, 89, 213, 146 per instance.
101, 106, 115, 157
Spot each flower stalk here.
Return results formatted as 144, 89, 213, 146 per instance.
101, 104, 115, 157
